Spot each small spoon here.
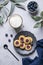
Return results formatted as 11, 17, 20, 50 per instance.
3, 44, 19, 61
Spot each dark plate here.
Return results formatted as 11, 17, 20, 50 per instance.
13, 31, 37, 56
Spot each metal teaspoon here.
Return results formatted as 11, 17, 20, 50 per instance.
3, 44, 19, 61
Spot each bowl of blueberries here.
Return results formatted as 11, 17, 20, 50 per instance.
27, 1, 38, 14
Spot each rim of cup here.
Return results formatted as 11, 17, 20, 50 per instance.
9, 14, 23, 29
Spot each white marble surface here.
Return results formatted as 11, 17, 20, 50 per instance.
0, 0, 43, 65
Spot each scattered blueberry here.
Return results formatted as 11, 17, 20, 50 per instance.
10, 34, 13, 38
5, 34, 8, 37
8, 39, 11, 42
27, 1, 38, 13
5, 33, 13, 43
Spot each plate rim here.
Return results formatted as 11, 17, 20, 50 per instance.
13, 31, 37, 56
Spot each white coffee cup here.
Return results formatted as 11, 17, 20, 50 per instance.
9, 14, 23, 31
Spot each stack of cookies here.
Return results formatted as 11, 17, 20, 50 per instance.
14, 35, 33, 51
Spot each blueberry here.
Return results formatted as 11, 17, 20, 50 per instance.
10, 34, 13, 38
5, 34, 8, 37
8, 39, 11, 42
29, 9, 33, 12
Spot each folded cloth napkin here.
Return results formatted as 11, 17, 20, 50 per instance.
36, 39, 43, 58
29, 57, 43, 65
22, 39, 43, 65
22, 57, 38, 65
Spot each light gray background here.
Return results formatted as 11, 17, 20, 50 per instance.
0, 0, 43, 65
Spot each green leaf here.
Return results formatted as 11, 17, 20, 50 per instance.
41, 21, 43, 27
10, 0, 16, 3
3, 0, 9, 6
34, 22, 41, 28
40, 11, 43, 17
9, 2, 15, 16
15, 3, 26, 11
0, 16, 3, 25
0, 5, 3, 10
32, 16, 42, 21
10, 0, 27, 3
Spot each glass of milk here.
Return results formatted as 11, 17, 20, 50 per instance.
9, 14, 23, 32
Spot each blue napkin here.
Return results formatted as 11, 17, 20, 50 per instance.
22, 39, 43, 65
36, 39, 43, 58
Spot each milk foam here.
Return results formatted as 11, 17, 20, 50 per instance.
10, 15, 22, 28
